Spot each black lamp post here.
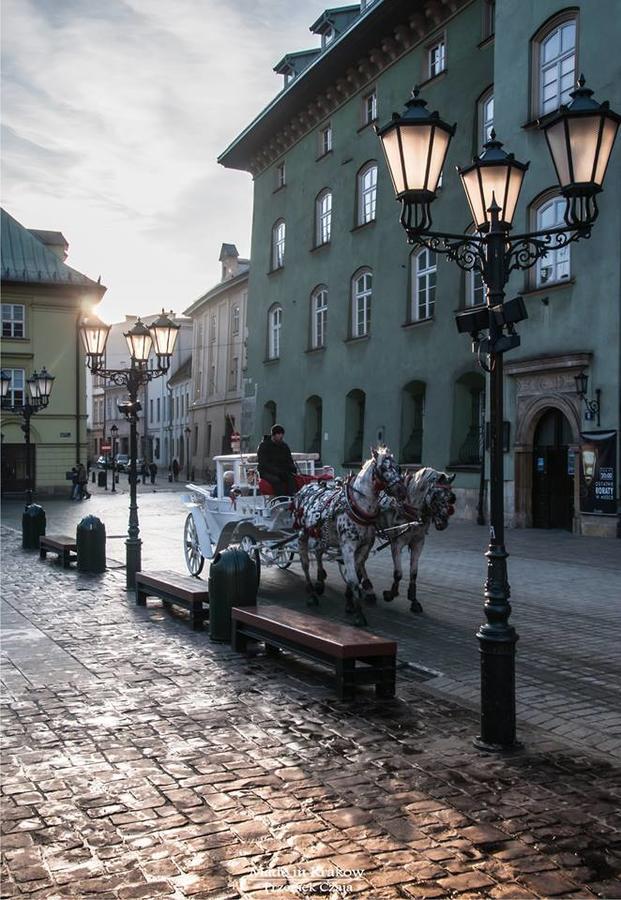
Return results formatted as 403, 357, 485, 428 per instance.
80, 311, 179, 590
184, 426, 191, 481
110, 424, 118, 492
1, 367, 55, 508
377, 76, 619, 751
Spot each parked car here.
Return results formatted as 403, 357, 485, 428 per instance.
114, 454, 130, 471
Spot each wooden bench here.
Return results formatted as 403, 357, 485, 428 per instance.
135, 570, 208, 630
39, 535, 77, 568
231, 604, 397, 700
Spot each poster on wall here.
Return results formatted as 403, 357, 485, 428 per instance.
579, 430, 617, 514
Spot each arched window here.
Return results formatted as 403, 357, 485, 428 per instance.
351, 269, 372, 338
467, 267, 485, 307
533, 195, 570, 286
533, 13, 577, 117
411, 249, 436, 321
267, 305, 282, 359
315, 189, 332, 246
357, 162, 378, 225
478, 86, 494, 150
271, 219, 286, 269
310, 286, 328, 349
400, 382, 425, 465
344, 389, 366, 465
304, 396, 322, 455
450, 373, 486, 466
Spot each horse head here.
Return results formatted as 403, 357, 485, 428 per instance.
409, 468, 456, 530
371, 446, 406, 501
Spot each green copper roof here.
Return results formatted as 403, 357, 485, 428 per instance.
1, 207, 106, 294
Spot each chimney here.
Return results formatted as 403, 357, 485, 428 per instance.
219, 243, 239, 282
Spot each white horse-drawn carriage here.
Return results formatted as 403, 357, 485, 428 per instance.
182, 447, 456, 625
181, 452, 335, 579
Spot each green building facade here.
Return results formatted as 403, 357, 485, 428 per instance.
220, 0, 621, 536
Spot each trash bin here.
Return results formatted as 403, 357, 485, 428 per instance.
97, 470, 106, 488
208, 547, 258, 642
22, 504, 46, 550
76, 515, 106, 573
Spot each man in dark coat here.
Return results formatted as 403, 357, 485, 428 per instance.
257, 425, 297, 496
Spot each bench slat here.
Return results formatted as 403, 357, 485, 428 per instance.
232, 604, 396, 659
136, 570, 208, 602
40, 536, 76, 550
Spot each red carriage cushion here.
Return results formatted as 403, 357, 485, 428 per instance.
258, 473, 332, 496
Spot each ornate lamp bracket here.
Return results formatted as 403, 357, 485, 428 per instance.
407, 230, 486, 273
506, 224, 591, 276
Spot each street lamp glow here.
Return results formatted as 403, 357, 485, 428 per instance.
35, 367, 55, 402
458, 133, 529, 232
80, 314, 111, 360
149, 310, 180, 360
124, 318, 153, 364
27, 371, 41, 401
0, 371, 10, 400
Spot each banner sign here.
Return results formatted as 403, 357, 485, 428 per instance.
579, 430, 617, 515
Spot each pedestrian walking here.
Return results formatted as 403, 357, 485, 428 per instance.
70, 467, 79, 500
149, 462, 157, 485
172, 458, 180, 482
76, 463, 91, 500
140, 461, 148, 484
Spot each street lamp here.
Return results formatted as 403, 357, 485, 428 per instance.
110, 424, 119, 493
1, 367, 56, 507
184, 426, 191, 481
574, 371, 601, 427
80, 312, 179, 589
377, 76, 619, 751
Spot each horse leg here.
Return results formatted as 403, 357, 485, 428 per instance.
383, 539, 403, 603
315, 548, 327, 595
357, 543, 377, 606
298, 535, 319, 606
407, 537, 425, 614
341, 546, 366, 625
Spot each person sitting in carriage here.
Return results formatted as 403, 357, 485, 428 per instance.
257, 424, 297, 496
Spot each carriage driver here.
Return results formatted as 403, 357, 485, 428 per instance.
257, 424, 298, 496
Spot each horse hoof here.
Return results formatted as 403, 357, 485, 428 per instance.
315, 582, 325, 596
410, 601, 423, 614
345, 604, 354, 614
306, 595, 319, 607
364, 594, 377, 606
383, 591, 395, 603
354, 615, 368, 628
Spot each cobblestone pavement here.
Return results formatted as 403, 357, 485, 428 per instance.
2, 525, 621, 899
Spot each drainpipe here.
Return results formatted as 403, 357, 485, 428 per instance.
75, 311, 81, 465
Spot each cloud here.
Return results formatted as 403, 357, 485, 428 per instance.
1, 0, 330, 320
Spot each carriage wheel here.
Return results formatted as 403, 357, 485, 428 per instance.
239, 535, 261, 584
183, 514, 205, 577
275, 550, 294, 570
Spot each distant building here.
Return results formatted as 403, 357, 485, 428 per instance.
184, 244, 249, 480
219, 0, 621, 536
1, 207, 105, 496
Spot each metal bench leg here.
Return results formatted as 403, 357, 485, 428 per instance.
265, 642, 281, 657
136, 588, 147, 606
191, 601, 203, 631
374, 655, 396, 699
335, 659, 356, 700
231, 619, 247, 651
62, 550, 70, 569
40, 546, 47, 560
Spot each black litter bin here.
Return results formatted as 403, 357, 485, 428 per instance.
76, 515, 106, 573
97, 470, 106, 488
22, 504, 46, 550
208, 547, 258, 642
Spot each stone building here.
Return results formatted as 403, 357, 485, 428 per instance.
219, 0, 621, 535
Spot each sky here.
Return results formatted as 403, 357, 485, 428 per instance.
1, 0, 331, 322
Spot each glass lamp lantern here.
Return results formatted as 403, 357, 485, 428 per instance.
35, 367, 55, 402
80, 314, 111, 361
458, 132, 529, 232
124, 318, 153, 364
0, 371, 10, 400
149, 310, 180, 360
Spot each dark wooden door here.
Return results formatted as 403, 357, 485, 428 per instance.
532, 409, 573, 530
1, 443, 35, 495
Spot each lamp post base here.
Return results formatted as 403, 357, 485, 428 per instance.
477, 623, 520, 750
473, 736, 523, 754
126, 537, 142, 591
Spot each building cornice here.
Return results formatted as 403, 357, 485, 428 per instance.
218, 0, 472, 177
183, 269, 249, 318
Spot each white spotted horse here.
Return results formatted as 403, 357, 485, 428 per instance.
378, 467, 456, 614
292, 447, 406, 627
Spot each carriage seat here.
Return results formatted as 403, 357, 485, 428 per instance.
258, 473, 332, 496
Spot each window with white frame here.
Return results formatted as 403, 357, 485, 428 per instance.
352, 270, 372, 338
276, 161, 286, 189
357, 162, 377, 225
537, 18, 576, 116
232, 306, 240, 335
535, 196, 570, 286
322, 26, 334, 48
311, 287, 328, 349
272, 219, 286, 269
1, 304, 25, 338
268, 305, 282, 359
319, 124, 332, 156
362, 89, 377, 125
315, 189, 332, 246
412, 249, 437, 320
428, 38, 446, 79
2, 368, 25, 405
467, 267, 486, 307
479, 88, 494, 149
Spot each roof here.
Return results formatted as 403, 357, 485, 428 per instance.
28, 229, 68, 250
1, 208, 106, 294
167, 354, 192, 386
183, 267, 249, 318
274, 49, 321, 75
219, 243, 239, 260
310, 5, 360, 34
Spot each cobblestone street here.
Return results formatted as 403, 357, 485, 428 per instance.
2, 505, 621, 899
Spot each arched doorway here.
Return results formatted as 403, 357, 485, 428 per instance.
532, 408, 574, 530
344, 389, 365, 465
400, 381, 425, 464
